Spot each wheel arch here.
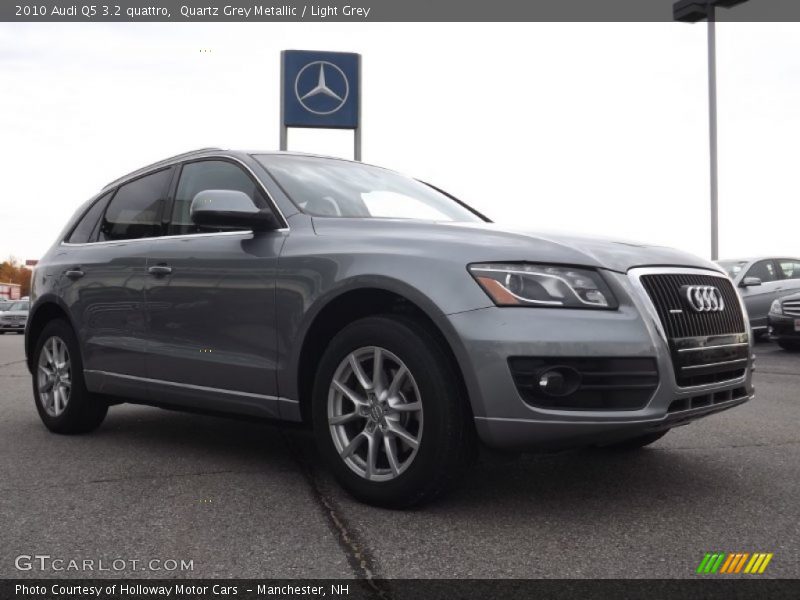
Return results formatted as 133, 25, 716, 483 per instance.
26, 295, 77, 374
292, 279, 476, 425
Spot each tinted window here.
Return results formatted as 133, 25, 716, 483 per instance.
746, 260, 777, 283
67, 192, 113, 243
98, 169, 172, 241
169, 160, 267, 235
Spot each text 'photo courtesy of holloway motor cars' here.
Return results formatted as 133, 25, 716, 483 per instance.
26, 149, 754, 508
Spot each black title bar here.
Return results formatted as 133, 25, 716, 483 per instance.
3, 579, 800, 600
3, 0, 800, 22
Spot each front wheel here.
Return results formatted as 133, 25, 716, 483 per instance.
312, 315, 476, 508
32, 319, 107, 434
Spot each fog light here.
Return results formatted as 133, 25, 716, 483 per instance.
536, 366, 581, 397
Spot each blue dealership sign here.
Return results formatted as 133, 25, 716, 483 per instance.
281, 50, 360, 129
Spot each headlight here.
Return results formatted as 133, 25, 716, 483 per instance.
468, 263, 618, 309
769, 299, 782, 315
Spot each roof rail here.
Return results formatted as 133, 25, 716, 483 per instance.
102, 147, 223, 190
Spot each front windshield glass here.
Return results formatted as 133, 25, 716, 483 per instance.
256, 155, 484, 222
8, 301, 29, 311
717, 260, 748, 279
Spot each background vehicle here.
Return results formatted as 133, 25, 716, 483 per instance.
0, 300, 30, 334
768, 292, 800, 351
25, 149, 754, 507
0, 299, 12, 312
717, 257, 800, 337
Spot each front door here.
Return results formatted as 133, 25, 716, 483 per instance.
144, 159, 286, 417
739, 259, 782, 329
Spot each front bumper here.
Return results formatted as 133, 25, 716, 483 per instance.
447, 269, 754, 450
0, 321, 26, 332
768, 313, 800, 341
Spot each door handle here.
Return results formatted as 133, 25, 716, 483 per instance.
148, 265, 173, 276
64, 269, 85, 280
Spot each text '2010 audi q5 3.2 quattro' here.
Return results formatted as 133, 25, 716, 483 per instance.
26, 149, 754, 507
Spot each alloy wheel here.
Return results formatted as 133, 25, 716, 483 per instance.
37, 336, 72, 417
327, 346, 424, 481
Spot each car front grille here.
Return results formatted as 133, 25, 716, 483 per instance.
639, 272, 749, 387
783, 299, 800, 317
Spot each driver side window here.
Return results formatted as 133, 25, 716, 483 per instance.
745, 260, 777, 283
169, 160, 267, 235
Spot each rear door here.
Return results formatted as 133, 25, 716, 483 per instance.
143, 158, 287, 417
60, 168, 173, 399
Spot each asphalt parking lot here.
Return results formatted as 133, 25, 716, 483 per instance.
0, 333, 798, 580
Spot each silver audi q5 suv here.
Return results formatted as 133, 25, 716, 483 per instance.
26, 149, 754, 507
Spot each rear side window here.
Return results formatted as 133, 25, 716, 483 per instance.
169, 160, 267, 235
778, 260, 800, 280
98, 169, 172, 241
66, 191, 113, 244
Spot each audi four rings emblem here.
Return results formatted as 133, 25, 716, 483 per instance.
683, 285, 726, 313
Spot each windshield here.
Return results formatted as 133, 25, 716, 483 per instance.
717, 260, 748, 279
7, 301, 29, 311
256, 155, 484, 222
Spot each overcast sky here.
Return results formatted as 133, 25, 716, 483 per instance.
1, 22, 798, 262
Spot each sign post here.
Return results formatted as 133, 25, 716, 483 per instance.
280, 50, 362, 160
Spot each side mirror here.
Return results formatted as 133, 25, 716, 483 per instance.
190, 190, 280, 231
740, 276, 762, 287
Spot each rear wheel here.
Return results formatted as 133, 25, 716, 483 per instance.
32, 319, 107, 434
778, 340, 800, 352
312, 315, 476, 508
600, 430, 669, 451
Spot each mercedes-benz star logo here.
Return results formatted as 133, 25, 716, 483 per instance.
294, 61, 349, 115
682, 285, 726, 313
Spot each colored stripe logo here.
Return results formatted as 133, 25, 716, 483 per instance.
697, 552, 773, 574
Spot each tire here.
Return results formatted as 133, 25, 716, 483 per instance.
600, 429, 669, 451
778, 340, 800, 352
312, 315, 476, 508
31, 319, 107, 434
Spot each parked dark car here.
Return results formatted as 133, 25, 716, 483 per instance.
768, 293, 800, 351
26, 149, 754, 507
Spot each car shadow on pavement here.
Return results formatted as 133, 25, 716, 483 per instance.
86, 405, 746, 517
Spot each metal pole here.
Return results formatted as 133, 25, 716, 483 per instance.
354, 54, 362, 161
279, 51, 288, 151
707, 4, 719, 260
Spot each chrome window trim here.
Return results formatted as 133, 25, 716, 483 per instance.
64, 153, 289, 247
61, 228, 288, 248
84, 370, 298, 404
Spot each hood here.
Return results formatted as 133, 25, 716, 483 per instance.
312, 218, 721, 274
